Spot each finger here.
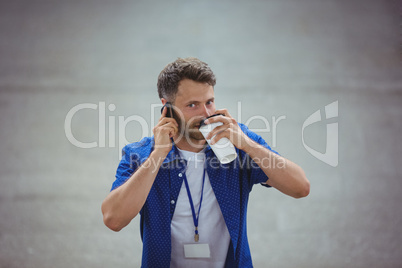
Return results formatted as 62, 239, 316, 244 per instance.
210, 129, 231, 145
168, 121, 179, 134
162, 122, 179, 137
158, 117, 179, 128
206, 124, 229, 139
153, 120, 178, 136
214, 108, 232, 118
167, 126, 178, 138
155, 123, 178, 139
204, 114, 232, 125
159, 106, 167, 121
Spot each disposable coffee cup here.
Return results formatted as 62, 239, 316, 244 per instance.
199, 114, 238, 164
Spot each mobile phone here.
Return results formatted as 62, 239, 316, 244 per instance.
160, 102, 174, 118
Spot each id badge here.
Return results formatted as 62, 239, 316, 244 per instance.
184, 243, 211, 258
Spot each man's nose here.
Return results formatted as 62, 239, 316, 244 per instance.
202, 105, 212, 117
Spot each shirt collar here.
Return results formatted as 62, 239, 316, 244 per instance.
152, 138, 213, 164
163, 142, 182, 163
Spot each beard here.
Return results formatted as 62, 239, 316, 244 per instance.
187, 125, 205, 140
176, 116, 206, 143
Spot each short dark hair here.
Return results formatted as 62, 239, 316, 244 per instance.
157, 57, 216, 102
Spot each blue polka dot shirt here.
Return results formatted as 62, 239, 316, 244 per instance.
111, 123, 279, 267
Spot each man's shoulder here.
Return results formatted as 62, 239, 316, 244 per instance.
238, 122, 257, 138
238, 122, 248, 132
238, 122, 279, 155
122, 137, 154, 158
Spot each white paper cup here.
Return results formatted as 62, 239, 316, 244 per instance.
199, 121, 238, 164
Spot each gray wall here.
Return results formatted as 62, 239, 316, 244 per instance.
0, 0, 401, 267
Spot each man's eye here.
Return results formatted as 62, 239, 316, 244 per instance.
207, 101, 213, 105
188, 103, 195, 108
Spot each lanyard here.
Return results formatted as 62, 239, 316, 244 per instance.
183, 166, 207, 242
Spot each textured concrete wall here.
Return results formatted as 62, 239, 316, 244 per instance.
0, 1, 401, 267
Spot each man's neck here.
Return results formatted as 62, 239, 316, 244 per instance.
173, 136, 207, 153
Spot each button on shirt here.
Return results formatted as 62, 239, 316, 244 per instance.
111, 123, 279, 268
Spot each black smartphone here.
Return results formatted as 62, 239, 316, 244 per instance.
160, 102, 174, 118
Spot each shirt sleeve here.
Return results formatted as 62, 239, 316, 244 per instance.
111, 145, 138, 191
239, 123, 280, 187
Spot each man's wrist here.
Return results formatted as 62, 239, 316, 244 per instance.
239, 136, 256, 153
151, 148, 169, 160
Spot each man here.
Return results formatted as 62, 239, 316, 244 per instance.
101, 57, 310, 267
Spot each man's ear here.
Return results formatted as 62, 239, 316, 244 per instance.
161, 98, 168, 105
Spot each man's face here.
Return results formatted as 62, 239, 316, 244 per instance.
172, 79, 215, 142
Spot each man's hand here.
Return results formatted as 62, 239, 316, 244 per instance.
203, 109, 310, 199
153, 106, 179, 155
203, 108, 252, 151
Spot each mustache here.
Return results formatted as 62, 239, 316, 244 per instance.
186, 118, 206, 127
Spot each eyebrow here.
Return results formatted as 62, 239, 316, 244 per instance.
185, 97, 215, 105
